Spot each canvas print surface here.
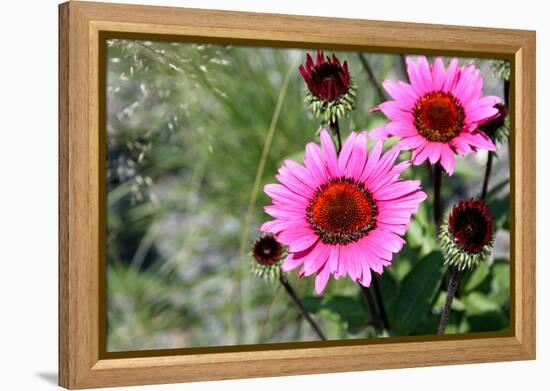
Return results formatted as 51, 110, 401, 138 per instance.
105, 39, 511, 352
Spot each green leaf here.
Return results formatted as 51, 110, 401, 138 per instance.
323, 295, 369, 334
485, 178, 510, 202
490, 259, 510, 306
301, 295, 369, 334
391, 251, 446, 335
489, 194, 510, 230
301, 296, 323, 314
434, 291, 466, 312
462, 262, 490, 294
463, 292, 501, 316
378, 272, 399, 326
468, 311, 508, 332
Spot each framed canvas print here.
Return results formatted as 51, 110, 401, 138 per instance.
58, 1, 536, 389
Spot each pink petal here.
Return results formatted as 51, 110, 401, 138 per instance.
329, 244, 340, 273
439, 144, 456, 175
349, 243, 371, 281
276, 168, 314, 198
460, 131, 496, 151
382, 79, 418, 108
264, 205, 304, 219
374, 179, 421, 201
432, 57, 446, 91
450, 136, 472, 155
361, 235, 393, 261
452, 72, 478, 104
344, 131, 368, 178
379, 190, 427, 209
364, 144, 400, 185
427, 142, 442, 164
368, 161, 411, 194
369, 230, 405, 253
349, 243, 369, 282
398, 135, 426, 150
359, 260, 372, 287
443, 58, 459, 92
417, 56, 434, 92
360, 141, 383, 182
301, 242, 331, 276
283, 160, 318, 190
377, 222, 408, 236
378, 101, 413, 123
344, 245, 362, 282
465, 95, 501, 112
466, 106, 499, 123
264, 183, 308, 205
304, 142, 328, 184
384, 121, 418, 137
357, 238, 386, 273
338, 131, 357, 173
411, 142, 431, 165
277, 229, 318, 252
281, 253, 303, 272
260, 218, 309, 234
369, 125, 391, 140
407, 56, 429, 95
315, 262, 331, 295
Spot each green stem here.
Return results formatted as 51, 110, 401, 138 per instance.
438, 267, 463, 334
358, 53, 387, 103
360, 285, 383, 332
279, 274, 326, 340
481, 152, 494, 200
233, 67, 293, 343
329, 118, 342, 153
372, 276, 390, 330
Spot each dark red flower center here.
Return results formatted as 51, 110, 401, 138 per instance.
449, 199, 493, 253
252, 234, 283, 266
307, 178, 377, 245
413, 92, 465, 142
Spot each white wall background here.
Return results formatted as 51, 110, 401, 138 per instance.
0, 0, 546, 389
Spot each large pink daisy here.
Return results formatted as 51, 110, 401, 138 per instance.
371, 56, 501, 175
261, 129, 427, 294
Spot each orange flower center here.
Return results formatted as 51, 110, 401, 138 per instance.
308, 178, 377, 245
413, 92, 465, 142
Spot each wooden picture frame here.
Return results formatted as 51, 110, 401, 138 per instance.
59, 1, 536, 389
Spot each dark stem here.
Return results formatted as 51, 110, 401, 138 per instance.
278, 274, 326, 340
433, 163, 443, 228
358, 53, 387, 103
483, 78, 510, 200
372, 276, 390, 330
329, 118, 342, 153
438, 267, 463, 334
504, 79, 510, 108
360, 285, 383, 332
481, 152, 494, 200
425, 162, 434, 186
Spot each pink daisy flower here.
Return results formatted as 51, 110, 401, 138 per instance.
261, 129, 427, 294
371, 56, 501, 175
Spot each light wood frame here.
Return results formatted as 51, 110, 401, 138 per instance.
59, 1, 536, 389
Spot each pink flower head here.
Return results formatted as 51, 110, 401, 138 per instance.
371, 56, 501, 175
261, 129, 427, 294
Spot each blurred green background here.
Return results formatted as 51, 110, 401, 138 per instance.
106, 39, 510, 352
